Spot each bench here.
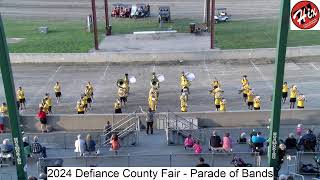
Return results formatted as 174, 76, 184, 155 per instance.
133, 30, 177, 40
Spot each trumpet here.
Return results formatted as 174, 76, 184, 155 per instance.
117, 79, 125, 88
150, 79, 159, 88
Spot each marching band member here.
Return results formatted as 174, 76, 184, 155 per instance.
114, 99, 122, 113
118, 86, 127, 106
44, 93, 53, 114
124, 73, 130, 94
254, 96, 261, 110
85, 85, 92, 109
241, 75, 249, 87
76, 101, 85, 114
148, 91, 158, 111
40, 98, 49, 114
282, 82, 289, 104
241, 82, 251, 103
149, 86, 159, 100
247, 90, 254, 110
0, 103, 7, 114
81, 94, 88, 112
87, 81, 94, 101
289, 85, 298, 109
214, 90, 222, 111
151, 72, 160, 89
54, 82, 61, 103
220, 98, 227, 112
297, 94, 305, 109
180, 92, 188, 112
180, 72, 191, 94
17, 86, 26, 110
211, 79, 221, 90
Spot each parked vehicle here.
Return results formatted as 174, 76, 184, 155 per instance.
214, 8, 231, 23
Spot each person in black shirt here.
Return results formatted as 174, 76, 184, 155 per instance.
284, 133, 297, 150
196, 157, 210, 167
209, 131, 222, 150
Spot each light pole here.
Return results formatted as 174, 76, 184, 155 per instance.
267, 0, 290, 177
0, 14, 27, 180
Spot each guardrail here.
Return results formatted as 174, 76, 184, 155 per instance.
0, 173, 15, 180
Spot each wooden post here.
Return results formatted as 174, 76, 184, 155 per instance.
91, 0, 99, 50
210, 0, 215, 49
104, 0, 110, 36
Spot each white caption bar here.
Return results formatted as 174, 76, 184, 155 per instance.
47, 167, 274, 180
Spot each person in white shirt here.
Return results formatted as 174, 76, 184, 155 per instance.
74, 134, 85, 156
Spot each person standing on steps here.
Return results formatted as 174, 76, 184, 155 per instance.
140, 106, 155, 135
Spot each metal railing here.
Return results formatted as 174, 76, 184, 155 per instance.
103, 112, 139, 146
296, 151, 320, 176
0, 173, 14, 180
166, 111, 202, 144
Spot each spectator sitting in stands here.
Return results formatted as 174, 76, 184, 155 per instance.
31, 136, 47, 158
296, 124, 303, 137
209, 131, 222, 151
251, 132, 266, 150
222, 132, 233, 152
184, 134, 194, 150
278, 143, 287, 165
28, 176, 38, 180
110, 133, 120, 155
0, 139, 13, 155
193, 140, 202, 154
86, 134, 96, 154
0, 113, 5, 133
23, 137, 31, 157
298, 129, 317, 152
74, 134, 85, 156
284, 133, 297, 150
249, 129, 257, 139
238, 132, 247, 144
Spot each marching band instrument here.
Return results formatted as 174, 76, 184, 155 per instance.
157, 74, 165, 82
117, 79, 125, 88
129, 76, 136, 84
185, 72, 195, 81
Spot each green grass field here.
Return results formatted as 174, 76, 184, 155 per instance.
3, 18, 320, 53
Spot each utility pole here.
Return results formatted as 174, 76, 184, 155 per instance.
210, 0, 215, 49
267, 0, 289, 177
0, 15, 27, 180
91, 0, 99, 50
104, 0, 110, 36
